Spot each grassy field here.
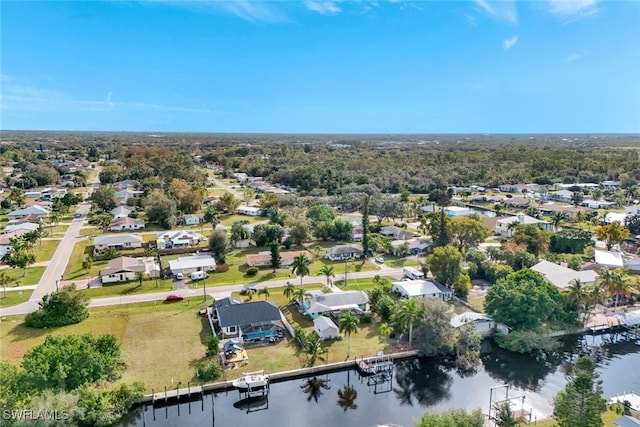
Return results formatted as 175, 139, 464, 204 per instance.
468, 296, 486, 312
63, 240, 108, 280
0, 297, 211, 392
33, 239, 61, 263
0, 289, 33, 307
83, 278, 176, 298
335, 277, 395, 292
214, 246, 376, 287
533, 406, 632, 427
1, 267, 47, 286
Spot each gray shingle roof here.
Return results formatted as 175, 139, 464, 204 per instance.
217, 301, 282, 328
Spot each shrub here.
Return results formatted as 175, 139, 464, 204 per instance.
360, 313, 373, 324
203, 335, 220, 356
196, 359, 222, 382
246, 267, 258, 277
25, 284, 89, 328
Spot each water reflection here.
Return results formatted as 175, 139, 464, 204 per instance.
393, 358, 452, 407
336, 385, 358, 411
301, 376, 331, 403
481, 342, 564, 392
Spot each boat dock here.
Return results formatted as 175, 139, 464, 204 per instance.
608, 392, 640, 411
356, 353, 394, 376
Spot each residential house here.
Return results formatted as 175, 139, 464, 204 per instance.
107, 217, 146, 232
214, 298, 285, 338
601, 180, 621, 190
503, 197, 531, 209
379, 225, 416, 241
614, 416, 640, 427
157, 230, 207, 249
7, 205, 49, 220
24, 191, 42, 199
314, 316, 340, 340
625, 205, 640, 216
246, 250, 305, 267
113, 180, 139, 191
391, 279, 453, 301
183, 214, 204, 225
605, 212, 627, 224
41, 188, 67, 200
0, 232, 19, 258
580, 199, 616, 209
110, 206, 133, 219
3, 222, 40, 234
168, 254, 216, 276
237, 206, 262, 216
342, 218, 363, 241
99, 256, 160, 284
93, 233, 144, 252
450, 312, 509, 336
530, 260, 598, 290
548, 190, 574, 203
594, 250, 625, 269
498, 184, 528, 193
389, 238, 433, 257
445, 206, 472, 217
495, 214, 553, 237
324, 245, 363, 261
115, 188, 143, 205
305, 290, 369, 318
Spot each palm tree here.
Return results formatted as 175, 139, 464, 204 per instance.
230, 220, 250, 244
598, 267, 615, 307
549, 211, 568, 231
610, 269, 631, 310
292, 286, 309, 310
245, 287, 256, 301
566, 278, 590, 325
258, 286, 270, 300
81, 256, 93, 280
337, 312, 360, 359
317, 264, 335, 290
291, 253, 311, 286
303, 334, 326, 366
0, 271, 16, 298
394, 299, 422, 344
134, 271, 145, 287
283, 281, 295, 302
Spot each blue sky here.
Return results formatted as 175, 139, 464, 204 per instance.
1, 0, 639, 133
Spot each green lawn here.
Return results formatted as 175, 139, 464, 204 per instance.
468, 296, 485, 312
0, 289, 33, 307
384, 256, 422, 269
209, 246, 376, 287
534, 405, 631, 427
79, 226, 101, 237
0, 297, 211, 393
33, 239, 61, 263
63, 240, 108, 280
336, 276, 396, 292
43, 224, 70, 236
1, 267, 47, 286
83, 278, 175, 298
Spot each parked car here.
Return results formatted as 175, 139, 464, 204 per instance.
165, 294, 184, 302
240, 285, 257, 295
375, 257, 385, 264
174, 273, 184, 281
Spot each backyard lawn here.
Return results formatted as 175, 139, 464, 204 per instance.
0, 289, 33, 307
468, 296, 486, 312
0, 297, 211, 393
83, 278, 175, 298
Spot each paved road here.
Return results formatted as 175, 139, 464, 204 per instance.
207, 176, 245, 200
0, 175, 100, 316
1, 264, 405, 316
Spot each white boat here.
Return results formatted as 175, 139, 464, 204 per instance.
232, 370, 269, 390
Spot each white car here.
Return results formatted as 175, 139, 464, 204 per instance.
375, 257, 385, 264
175, 273, 184, 281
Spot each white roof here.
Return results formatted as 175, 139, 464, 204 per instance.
8, 205, 49, 216
531, 260, 598, 289
238, 205, 261, 212
450, 312, 493, 328
4, 222, 40, 233
594, 250, 624, 268
617, 311, 640, 327
306, 290, 368, 314
313, 316, 339, 332
605, 212, 627, 224
169, 254, 216, 271
94, 233, 143, 246
392, 279, 452, 298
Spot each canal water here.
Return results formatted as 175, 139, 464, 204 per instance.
121, 334, 639, 427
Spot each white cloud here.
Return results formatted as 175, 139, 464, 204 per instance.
546, 0, 599, 21
472, 0, 518, 25
305, 0, 342, 15
137, 0, 287, 23
503, 35, 519, 50
567, 53, 583, 62
0, 79, 212, 114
